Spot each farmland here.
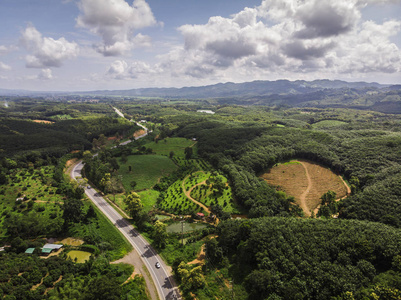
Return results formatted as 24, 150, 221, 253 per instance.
261, 159, 349, 216
143, 137, 196, 157
117, 154, 177, 191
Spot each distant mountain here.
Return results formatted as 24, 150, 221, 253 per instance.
0, 79, 388, 98
84, 79, 386, 98
0, 88, 35, 96
2, 79, 400, 112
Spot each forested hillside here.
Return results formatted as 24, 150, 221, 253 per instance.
2, 98, 401, 300
214, 218, 401, 299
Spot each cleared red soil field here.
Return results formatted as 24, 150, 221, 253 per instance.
260, 160, 349, 216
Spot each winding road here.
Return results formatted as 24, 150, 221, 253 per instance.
71, 107, 180, 300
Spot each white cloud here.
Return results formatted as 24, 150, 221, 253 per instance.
0, 45, 18, 56
155, 0, 401, 81
37, 69, 53, 80
106, 59, 158, 79
335, 20, 401, 73
107, 60, 128, 79
0, 46, 9, 55
20, 25, 79, 68
0, 61, 11, 71
77, 0, 157, 56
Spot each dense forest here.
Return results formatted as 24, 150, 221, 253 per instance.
214, 218, 401, 299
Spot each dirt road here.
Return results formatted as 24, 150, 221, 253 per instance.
299, 161, 313, 216
181, 173, 211, 214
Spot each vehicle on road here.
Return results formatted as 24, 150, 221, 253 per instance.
155, 262, 161, 269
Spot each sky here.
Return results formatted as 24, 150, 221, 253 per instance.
0, 0, 400, 91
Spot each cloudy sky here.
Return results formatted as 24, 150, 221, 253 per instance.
0, 0, 400, 91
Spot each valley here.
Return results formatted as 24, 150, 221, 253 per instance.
1, 89, 401, 299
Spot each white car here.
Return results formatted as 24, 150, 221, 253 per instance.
155, 262, 161, 269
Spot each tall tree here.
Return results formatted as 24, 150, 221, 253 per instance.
124, 192, 143, 219
152, 220, 167, 248
184, 147, 193, 159
63, 197, 83, 228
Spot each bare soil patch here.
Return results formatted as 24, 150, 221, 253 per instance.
64, 158, 78, 176
133, 129, 146, 138
261, 160, 349, 216
33, 120, 54, 124
59, 237, 84, 246
112, 250, 158, 300
188, 244, 206, 265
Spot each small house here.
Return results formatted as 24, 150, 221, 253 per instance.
25, 248, 35, 254
41, 243, 63, 255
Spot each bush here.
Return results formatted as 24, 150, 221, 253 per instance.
79, 244, 100, 255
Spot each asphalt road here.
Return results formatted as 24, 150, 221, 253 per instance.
72, 108, 179, 299
71, 162, 179, 300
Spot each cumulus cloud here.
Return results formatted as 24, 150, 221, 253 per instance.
106, 59, 159, 79
294, 0, 360, 39
335, 20, 401, 73
77, 0, 157, 56
284, 40, 335, 60
155, 0, 401, 81
0, 62, 11, 71
107, 60, 128, 79
37, 69, 53, 80
20, 25, 79, 68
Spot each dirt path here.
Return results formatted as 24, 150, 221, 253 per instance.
112, 250, 159, 300
188, 235, 217, 265
182, 173, 211, 214
299, 161, 313, 216
339, 176, 351, 195
188, 244, 206, 265
313, 175, 351, 216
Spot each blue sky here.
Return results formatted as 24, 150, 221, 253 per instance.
0, 0, 400, 91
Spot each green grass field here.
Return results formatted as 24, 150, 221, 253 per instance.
166, 222, 208, 233
67, 250, 92, 263
312, 120, 348, 128
138, 189, 160, 212
118, 154, 177, 191
144, 137, 196, 157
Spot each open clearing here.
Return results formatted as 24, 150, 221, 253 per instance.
67, 250, 92, 263
312, 120, 348, 128
118, 154, 177, 191
144, 137, 196, 157
261, 160, 349, 216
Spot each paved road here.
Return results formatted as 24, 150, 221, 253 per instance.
71, 162, 179, 300
71, 111, 179, 300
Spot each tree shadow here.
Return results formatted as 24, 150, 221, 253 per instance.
141, 246, 155, 258
128, 228, 138, 237
162, 276, 173, 289
164, 289, 178, 299
115, 218, 129, 228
